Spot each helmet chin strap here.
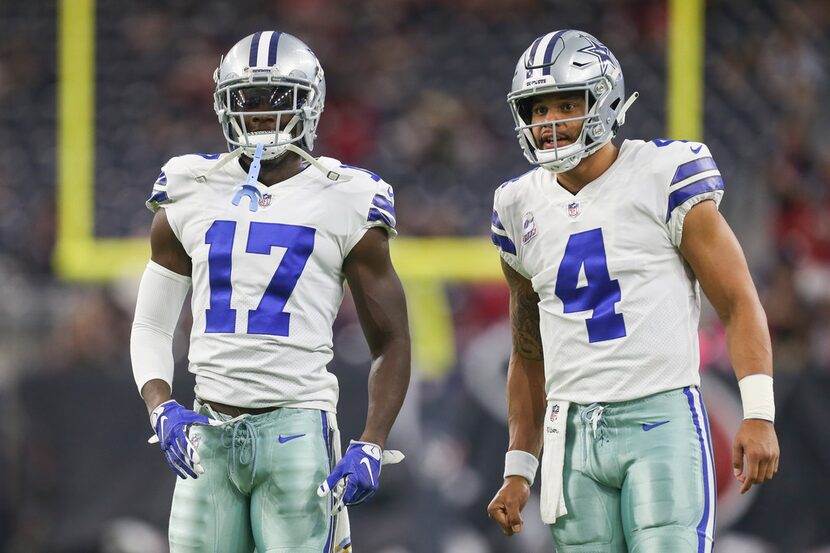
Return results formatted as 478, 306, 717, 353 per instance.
197, 143, 350, 184
283, 144, 351, 182
196, 147, 244, 183
231, 115, 352, 182
199, 117, 352, 183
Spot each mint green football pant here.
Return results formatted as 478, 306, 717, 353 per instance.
550, 387, 716, 553
167, 404, 339, 553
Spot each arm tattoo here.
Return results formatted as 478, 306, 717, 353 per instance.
502, 260, 543, 361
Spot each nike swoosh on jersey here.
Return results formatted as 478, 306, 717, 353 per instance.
278, 433, 306, 443
360, 457, 375, 486
642, 421, 670, 431
690, 144, 703, 154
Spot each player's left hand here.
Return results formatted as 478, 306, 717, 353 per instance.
732, 418, 779, 494
317, 441, 404, 508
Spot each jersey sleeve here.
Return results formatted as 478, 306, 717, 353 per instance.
664, 142, 724, 247
144, 156, 197, 242
343, 175, 398, 255
145, 155, 207, 213
145, 166, 172, 213
491, 186, 531, 279
365, 181, 397, 237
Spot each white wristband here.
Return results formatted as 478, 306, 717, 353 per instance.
738, 374, 775, 422
503, 450, 539, 486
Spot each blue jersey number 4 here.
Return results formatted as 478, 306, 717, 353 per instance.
554, 228, 626, 343
205, 220, 315, 336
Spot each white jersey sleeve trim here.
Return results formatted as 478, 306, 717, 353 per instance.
669, 190, 724, 248
130, 261, 191, 394
498, 249, 531, 279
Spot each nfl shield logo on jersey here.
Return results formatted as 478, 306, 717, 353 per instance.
522, 212, 537, 244
567, 202, 580, 218
550, 404, 560, 422
259, 193, 272, 208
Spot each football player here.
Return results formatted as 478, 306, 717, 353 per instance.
486, 30, 779, 552
130, 31, 410, 553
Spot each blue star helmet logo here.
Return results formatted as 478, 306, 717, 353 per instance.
577, 38, 614, 73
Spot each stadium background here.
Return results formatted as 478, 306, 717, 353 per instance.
1, 0, 829, 551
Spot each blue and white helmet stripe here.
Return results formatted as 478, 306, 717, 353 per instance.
248, 31, 282, 68
526, 36, 544, 69
540, 30, 567, 75
524, 30, 568, 78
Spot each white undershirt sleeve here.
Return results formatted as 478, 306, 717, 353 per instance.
130, 260, 191, 395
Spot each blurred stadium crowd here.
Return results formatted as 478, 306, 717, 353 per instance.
0, 0, 829, 552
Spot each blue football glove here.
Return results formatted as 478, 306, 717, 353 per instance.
148, 400, 216, 479
317, 440, 404, 508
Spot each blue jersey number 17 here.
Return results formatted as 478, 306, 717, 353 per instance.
554, 228, 626, 343
205, 220, 316, 336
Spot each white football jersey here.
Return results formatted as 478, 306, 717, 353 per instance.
492, 139, 724, 403
146, 153, 397, 411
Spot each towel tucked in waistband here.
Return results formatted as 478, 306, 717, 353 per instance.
540, 399, 569, 524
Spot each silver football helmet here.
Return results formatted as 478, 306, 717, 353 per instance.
508, 30, 637, 173
214, 31, 325, 161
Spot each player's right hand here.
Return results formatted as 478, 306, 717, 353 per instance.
487, 476, 531, 536
148, 400, 216, 479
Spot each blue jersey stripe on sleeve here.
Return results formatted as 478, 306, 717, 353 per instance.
368, 207, 395, 228
490, 231, 517, 255
148, 191, 169, 204
671, 157, 718, 185
666, 176, 724, 221
371, 194, 395, 214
